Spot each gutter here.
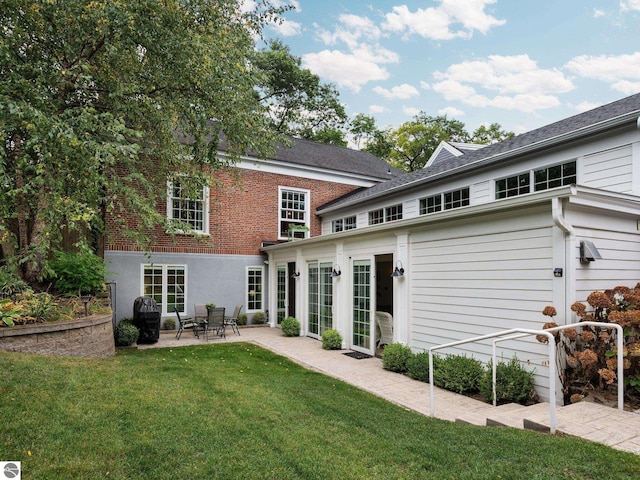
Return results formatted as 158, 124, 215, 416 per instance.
319, 110, 640, 215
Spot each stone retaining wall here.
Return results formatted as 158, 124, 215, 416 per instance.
0, 313, 115, 357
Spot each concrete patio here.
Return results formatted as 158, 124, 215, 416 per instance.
138, 325, 640, 455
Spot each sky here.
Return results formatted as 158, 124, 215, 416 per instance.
258, 0, 640, 137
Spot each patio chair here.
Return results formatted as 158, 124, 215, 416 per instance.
375, 311, 393, 348
194, 304, 208, 337
224, 304, 243, 336
205, 307, 226, 340
175, 308, 199, 340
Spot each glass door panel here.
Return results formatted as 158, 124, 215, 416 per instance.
308, 263, 319, 336
352, 260, 371, 350
276, 265, 287, 325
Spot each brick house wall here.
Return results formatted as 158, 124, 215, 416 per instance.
106, 166, 359, 256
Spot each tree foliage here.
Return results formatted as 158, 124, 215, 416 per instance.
252, 39, 348, 141
0, 0, 285, 283
357, 112, 515, 173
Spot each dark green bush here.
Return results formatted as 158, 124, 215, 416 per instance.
236, 313, 247, 325
280, 316, 300, 337
321, 329, 342, 350
251, 311, 266, 324
480, 356, 537, 405
406, 351, 431, 382
433, 354, 484, 394
115, 318, 139, 346
49, 250, 106, 295
382, 343, 412, 373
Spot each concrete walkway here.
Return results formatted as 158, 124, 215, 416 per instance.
139, 326, 640, 454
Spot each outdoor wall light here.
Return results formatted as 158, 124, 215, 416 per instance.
553, 268, 563, 278
580, 240, 602, 264
331, 265, 342, 277
291, 271, 300, 278
391, 261, 405, 278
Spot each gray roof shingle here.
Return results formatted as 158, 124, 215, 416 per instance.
319, 92, 640, 213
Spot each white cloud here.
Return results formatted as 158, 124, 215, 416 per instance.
304, 14, 399, 92
431, 55, 574, 112
621, 0, 640, 11
373, 84, 420, 100
403, 106, 421, 116
382, 0, 505, 40
439, 106, 464, 117
369, 105, 386, 113
302, 50, 390, 92
564, 53, 640, 93
420, 81, 431, 90
593, 8, 606, 17
574, 101, 603, 113
271, 19, 302, 36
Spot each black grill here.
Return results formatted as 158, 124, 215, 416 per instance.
132, 296, 161, 344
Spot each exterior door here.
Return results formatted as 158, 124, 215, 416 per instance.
308, 261, 333, 339
276, 265, 287, 326
352, 259, 373, 354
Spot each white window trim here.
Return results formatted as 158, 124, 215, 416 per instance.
246, 265, 265, 313
166, 180, 210, 235
278, 186, 310, 240
140, 263, 188, 316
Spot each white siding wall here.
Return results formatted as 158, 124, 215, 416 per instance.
582, 145, 633, 193
566, 207, 640, 315
409, 207, 556, 400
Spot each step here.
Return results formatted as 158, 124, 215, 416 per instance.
455, 402, 535, 427
523, 400, 640, 439
486, 403, 551, 429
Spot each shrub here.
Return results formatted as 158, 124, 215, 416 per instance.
321, 329, 342, 350
162, 318, 176, 330
0, 299, 23, 326
20, 292, 58, 322
406, 351, 431, 382
433, 354, 484, 394
49, 250, 106, 295
480, 356, 537, 405
0, 266, 30, 299
382, 343, 412, 373
251, 311, 266, 324
115, 318, 139, 346
280, 316, 300, 337
236, 313, 247, 326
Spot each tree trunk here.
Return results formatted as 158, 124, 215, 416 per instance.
24, 189, 49, 283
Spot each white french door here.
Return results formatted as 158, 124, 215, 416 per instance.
308, 261, 333, 339
351, 259, 373, 354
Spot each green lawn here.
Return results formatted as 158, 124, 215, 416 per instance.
1, 343, 639, 479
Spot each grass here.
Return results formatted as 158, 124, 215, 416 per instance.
1, 343, 639, 479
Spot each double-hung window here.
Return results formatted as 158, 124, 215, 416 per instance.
142, 264, 186, 315
167, 179, 209, 234
279, 187, 309, 239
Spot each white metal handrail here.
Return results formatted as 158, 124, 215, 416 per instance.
428, 322, 624, 435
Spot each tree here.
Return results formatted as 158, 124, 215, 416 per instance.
305, 128, 348, 147
350, 113, 378, 149
472, 123, 515, 144
252, 39, 348, 141
0, 0, 286, 283
387, 114, 470, 172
